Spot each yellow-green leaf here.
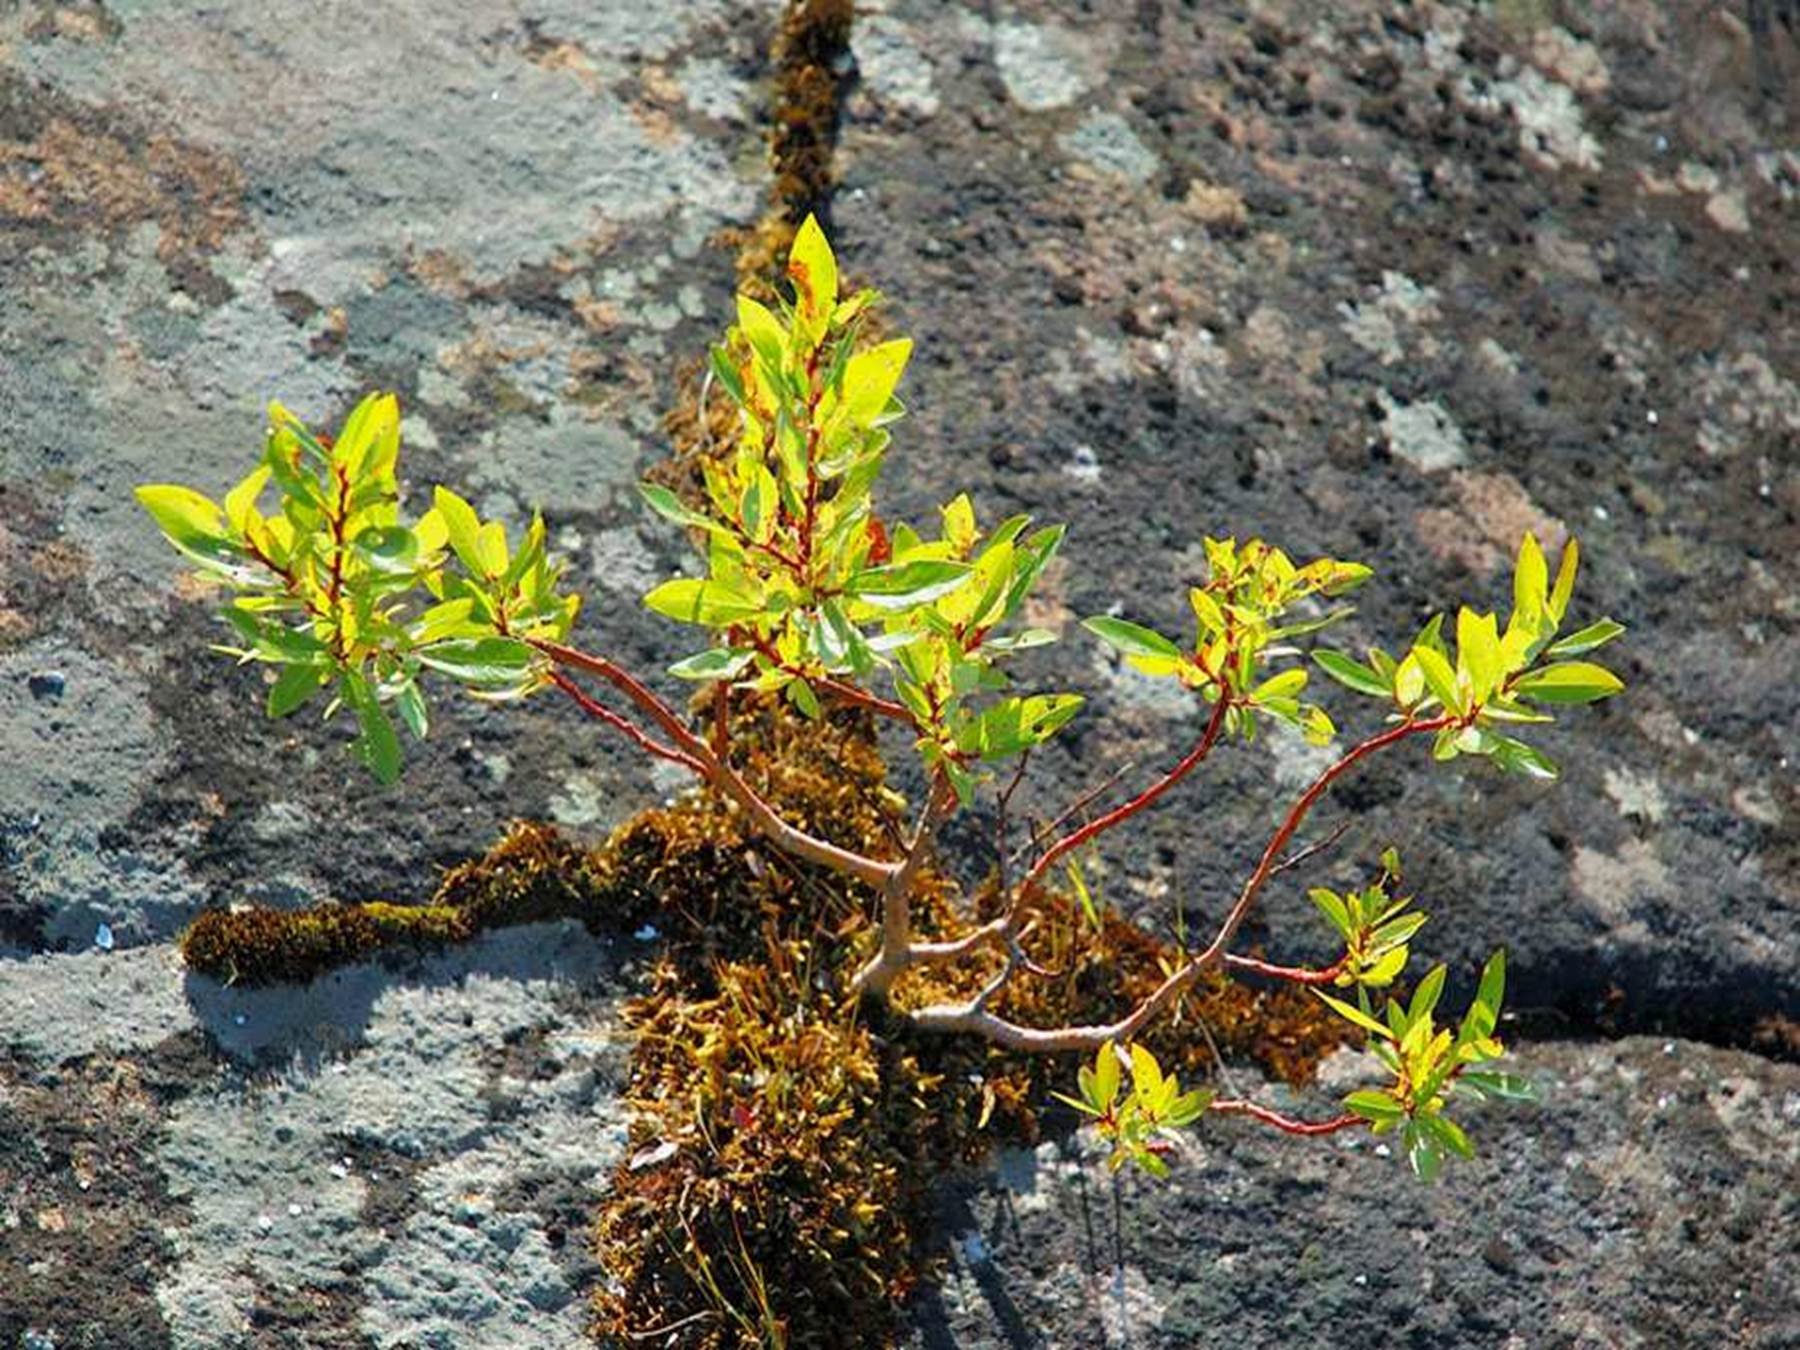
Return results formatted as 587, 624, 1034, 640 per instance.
787, 213, 838, 332
842, 339, 912, 424
1548, 536, 1579, 623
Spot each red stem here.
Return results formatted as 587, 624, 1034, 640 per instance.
1221, 953, 1348, 986
545, 670, 703, 773
1017, 693, 1232, 900
1210, 1100, 1361, 1137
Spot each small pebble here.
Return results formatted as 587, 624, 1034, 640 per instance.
287, 1203, 302, 1217
232, 1013, 247, 1027
27, 671, 65, 701
93, 923, 114, 952
256, 1213, 274, 1233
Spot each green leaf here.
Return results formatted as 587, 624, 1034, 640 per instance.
736, 294, 788, 374
1416, 1111, 1475, 1161
1457, 608, 1503, 702
223, 466, 272, 534
643, 578, 764, 626
639, 482, 732, 537
1512, 661, 1623, 704
395, 680, 430, 741
344, 670, 402, 785
1082, 616, 1182, 661
1308, 887, 1354, 942
1545, 618, 1626, 658
1313, 650, 1390, 698
353, 524, 418, 576
1548, 537, 1579, 624
787, 676, 822, 720
1408, 964, 1448, 1026
1413, 644, 1462, 714
136, 484, 227, 547
1459, 948, 1506, 1046
848, 558, 971, 610
1165, 1087, 1214, 1128
1344, 1089, 1406, 1124
416, 637, 537, 688
433, 487, 485, 578
1486, 734, 1559, 780
1250, 668, 1307, 704
787, 213, 839, 327
1514, 530, 1548, 608
1128, 1044, 1165, 1102
668, 648, 755, 681
267, 661, 327, 718
708, 345, 746, 407
1093, 1042, 1122, 1109
1314, 989, 1397, 1041
1459, 1070, 1537, 1103
842, 339, 913, 426
1189, 588, 1226, 638
1403, 1122, 1443, 1182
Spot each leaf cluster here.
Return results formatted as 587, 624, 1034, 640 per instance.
1312, 534, 1625, 779
639, 217, 1075, 803
137, 395, 577, 781
1320, 949, 1535, 1181
1084, 536, 1371, 747
1053, 1040, 1213, 1178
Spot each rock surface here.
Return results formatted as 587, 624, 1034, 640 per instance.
1, 1, 1795, 1346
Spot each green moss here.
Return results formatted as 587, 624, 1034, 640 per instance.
178, 822, 611, 986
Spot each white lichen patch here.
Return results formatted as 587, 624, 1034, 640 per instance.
990, 19, 1104, 110
1572, 840, 1672, 926
854, 15, 939, 116
1339, 271, 1442, 365
1603, 766, 1668, 825
1060, 110, 1159, 184
1376, 389, 1468, 471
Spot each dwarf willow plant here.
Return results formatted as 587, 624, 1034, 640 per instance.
138, 218, 1625, 1182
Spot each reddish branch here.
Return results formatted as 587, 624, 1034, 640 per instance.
534, 639, 899, 890
544, 670, 703, 774
1221, 952, 1348, 986
1016, 694, 1232, 904
1209, 1100, 1361, 1137
901, 713, 1459, 1053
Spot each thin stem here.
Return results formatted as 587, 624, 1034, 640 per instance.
545, 670, 704, 773
1220, 953, 1348, 986
1209, 1100, 1361, 1137
1010, 758, 1137, 868
900, 713, 1456, 1053
1013, 694, 1232, 906
535, 640, 899, 890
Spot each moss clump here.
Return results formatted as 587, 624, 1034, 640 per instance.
587, 699, 1353, 1347
732, 0, 855, 300
179, 822, 611, 986
177, 694, 1352, 1345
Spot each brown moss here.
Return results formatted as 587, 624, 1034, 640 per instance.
588, 699, 1352, 1347
733, 0, 855, 300
178, 823, 609, 986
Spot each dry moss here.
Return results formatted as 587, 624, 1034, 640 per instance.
177, 689, 1351, 1345
733, 0, 855, 299
587, 699, 1352, 1347
178, 822, 611, 986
